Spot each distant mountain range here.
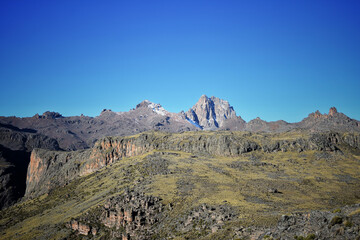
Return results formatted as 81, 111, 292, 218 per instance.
0, 95, 359, 151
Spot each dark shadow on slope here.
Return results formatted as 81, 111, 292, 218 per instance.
0, 123, 37, 133
0, 144, 30, 209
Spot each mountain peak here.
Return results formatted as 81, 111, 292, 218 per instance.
33, 111, 63, 119
308, 107, 340, 120
185, 95, 237, 129
136, 100, 168, 116
200, 94, 208, 99
329, 107, 338, 116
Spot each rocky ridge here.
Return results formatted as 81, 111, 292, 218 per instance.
24, 131, 360, 199
1, 96, 359, 152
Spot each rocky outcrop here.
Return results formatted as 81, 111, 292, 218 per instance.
176, 204, 237, 234
81, 136, 152, 176
70, 220, 95, 236
25, 148, 89, 198
185, 95, 238, 129
298, 107, 360, 132
34, 111, 63, 119
0, 124, 60, 209
68, 190, 165, 239
259, 204, 360, 240
69, 190, 237, 239
101, 190, 164, 239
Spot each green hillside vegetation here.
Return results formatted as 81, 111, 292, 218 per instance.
0, 131, 360, 239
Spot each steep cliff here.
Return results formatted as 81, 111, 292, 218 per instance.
25, 131, 360, 199
0, 124, 59, 209
185, 95, 240, 129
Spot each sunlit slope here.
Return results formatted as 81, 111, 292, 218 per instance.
1, 131, 360, 239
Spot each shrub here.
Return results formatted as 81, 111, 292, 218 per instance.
344, 220, 353, 228
330, 216, 343, 226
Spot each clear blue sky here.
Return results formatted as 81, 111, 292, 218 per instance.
1, 0, 359, 122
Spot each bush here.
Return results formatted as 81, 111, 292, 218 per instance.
344, 220, 353, 228
330, 216, 343, 226
332, 208, 341, 213
294, 234, 315, 240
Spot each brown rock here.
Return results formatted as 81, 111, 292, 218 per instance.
71, 220, 79, 231
329, 107, 338, 116
78, 222, 91, 235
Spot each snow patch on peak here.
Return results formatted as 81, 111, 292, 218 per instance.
144, 100, 168, 116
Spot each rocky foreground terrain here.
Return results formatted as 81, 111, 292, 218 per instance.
0, 95, 360, 239
0, 130, 359, 239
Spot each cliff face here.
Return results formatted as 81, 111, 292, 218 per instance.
82, 136, 153, 176
25, 149, 87, 198
0, 124, 59, 209
25, 135, 153, 198
26, 151, 47, 194
185, 95, 239, 129
25, 131, 360, 199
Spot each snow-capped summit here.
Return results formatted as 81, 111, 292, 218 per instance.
136, 100, 168, 116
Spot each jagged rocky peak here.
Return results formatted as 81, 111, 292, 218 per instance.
33, 111, 63, 119
136, 100, 168, 116
309, 107, 340, 119
328, 106, 338, 116
185, 95, 236, 129
101, 109, 112, 113
99, 109, 116, 117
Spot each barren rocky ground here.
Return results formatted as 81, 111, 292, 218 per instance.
0, 131, 359, 239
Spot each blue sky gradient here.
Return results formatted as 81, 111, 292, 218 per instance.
1, 0, 359, 122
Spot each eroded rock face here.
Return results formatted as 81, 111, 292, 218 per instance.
81, 137, 152, 176
69, 219, 95, 236
25, 151, 47, 195
185, 95, 237, 129
101, 190, 164, 239
69, 190, 239, 239
176, 204, 237, 233
69, 190, 165, 239
25, 149, 87, 198
0, 124, 60, 209
25, 131, 360, 199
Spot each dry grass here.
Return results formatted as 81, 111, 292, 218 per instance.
1, 131, 360, 239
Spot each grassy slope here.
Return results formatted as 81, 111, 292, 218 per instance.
0, 132, 360, 239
